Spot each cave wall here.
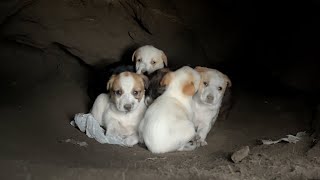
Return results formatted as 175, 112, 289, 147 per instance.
1, 0, 320, 126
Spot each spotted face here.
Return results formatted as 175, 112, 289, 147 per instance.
107, 72, 148, 112
194, 66, 231, 106
132, 45, 168, 75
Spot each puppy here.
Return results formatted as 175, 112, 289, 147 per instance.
139, 66, 201, 153
90, 71, 148, 146
144, 67, 171, 106
192, 66, 231, 146
132, 45, 168, 75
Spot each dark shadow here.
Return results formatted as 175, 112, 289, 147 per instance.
87, 44, 141, 103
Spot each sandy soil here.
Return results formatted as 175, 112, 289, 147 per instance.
1, 41, 320, 180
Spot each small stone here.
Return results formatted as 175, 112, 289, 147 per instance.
231, 146, 250, 163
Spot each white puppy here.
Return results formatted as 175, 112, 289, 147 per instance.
90, 71, 148, 146
192, 66, 231, 146
139, 66, 201, 153
132, 45, 168, 74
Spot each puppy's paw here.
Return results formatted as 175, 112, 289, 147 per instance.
124, 135, 139, 147
200, 140, 208, 146
194, 135, 208, 147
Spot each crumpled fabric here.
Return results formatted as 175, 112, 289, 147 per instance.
261, 131, 307, 145
71, 113, 129, 146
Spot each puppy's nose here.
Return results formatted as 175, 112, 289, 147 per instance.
141, 69, 147, 74
206, 95, 214, 103
124, 104, 132, 111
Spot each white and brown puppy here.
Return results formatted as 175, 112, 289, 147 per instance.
192, 66, 231, 146
139, 66, 201, 153
132, 45, 168, 75
90, 71, 148, 147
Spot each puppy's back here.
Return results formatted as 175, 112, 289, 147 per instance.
141, 96, 194, 153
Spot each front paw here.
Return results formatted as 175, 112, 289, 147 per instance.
124, 135, 139, 147
194, 135, 208, 147
199, 140, 208, 146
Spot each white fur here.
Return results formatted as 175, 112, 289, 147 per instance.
90, 74, 147, 147
192, 68, 230, 146
139, 66, 200, 153
132, 45, 167, 74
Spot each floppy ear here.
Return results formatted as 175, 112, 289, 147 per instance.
132, 49, 138, 62
106, 75, 116, 91
194, 66, 208, 73
140, 74, 149, 90
182, 81, 196, 96
161, 51, 168, 66
225, 75, 232, 87
160, 72, 173, 87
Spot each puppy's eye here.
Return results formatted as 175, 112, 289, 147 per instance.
218, 86, 223, 91
203, 82, 209, 87
151, 60, 156, 65
115, 90, 122, 96
133, 90, 139, 96
137, 59, 142, 62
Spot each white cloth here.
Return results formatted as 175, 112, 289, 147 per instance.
71, 113, 129, 146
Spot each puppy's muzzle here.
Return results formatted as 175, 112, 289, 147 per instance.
124, 104, 132, 111
206, 94, 214, 103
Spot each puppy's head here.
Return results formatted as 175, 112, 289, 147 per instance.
194, 66, 231, 106
160, 66, 200, 97
132, 45, 168, 75
107, 72, 149, 112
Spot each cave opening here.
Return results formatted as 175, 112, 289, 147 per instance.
1, 0, 320, 179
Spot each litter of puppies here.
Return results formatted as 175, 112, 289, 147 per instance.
71, 45, 233, 153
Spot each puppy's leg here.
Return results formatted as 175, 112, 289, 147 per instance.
196, 117, 217, 146
124, 133, 139, 147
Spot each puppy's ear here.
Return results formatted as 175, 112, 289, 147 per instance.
182, 81, 195, 96
160, 72, 173, 87
225, 75, 232, 87
194, 66, 208, 73
140, 74, 149, 90
161, 51, 168, 66
132, 49, 138, 62
106, 75, 116, 91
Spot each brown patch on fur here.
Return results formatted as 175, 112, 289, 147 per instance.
160, 72, 173, 87
107, 74, 123, 102
195, 66, 209, 73
182, 81, 195, 96
107, 75, 116, 91
131, 72, 147, 102
182, 73, 196, 96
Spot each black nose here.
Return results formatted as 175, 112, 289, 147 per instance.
124, 104, 132, 111
206, 95, 214, 103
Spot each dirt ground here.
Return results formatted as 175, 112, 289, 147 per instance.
1, 40, 320, 180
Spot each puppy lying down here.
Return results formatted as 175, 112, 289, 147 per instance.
139, 66, 201, 153
192, 66, 231, 146
72, 71, 148, 147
